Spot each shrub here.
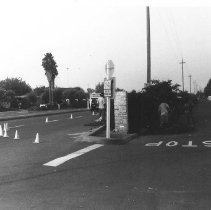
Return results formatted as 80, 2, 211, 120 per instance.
128, 80, 194, 133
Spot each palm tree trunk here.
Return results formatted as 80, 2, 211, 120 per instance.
49, 81, 52, 105
51, 79, 54, 105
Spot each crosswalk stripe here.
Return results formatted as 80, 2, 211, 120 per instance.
43, 144, 103, 167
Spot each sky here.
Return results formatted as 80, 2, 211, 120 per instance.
0, 0, 211, 92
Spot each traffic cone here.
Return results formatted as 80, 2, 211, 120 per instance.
3, 123, 6, 131
0, 125, 3, 136
33, 133, 40, 143
70, 114, 73, 119
45, 117, 49, 123
14, 130, 20, 140
92, 111, 95, 116
3, 129, 9, 138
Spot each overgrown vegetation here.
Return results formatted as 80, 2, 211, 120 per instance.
128, 80, 197, 134
204, 79, 211, 97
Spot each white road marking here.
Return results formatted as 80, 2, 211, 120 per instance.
5, 114, 25, 117
144, 140, 211, 148
67, 132, 88, 136
182, 141, 197, 147
47, 120, 59, 123
75, 116, 83, 118
43, 144, 103, 167
8, 125, 25, 129
166, 141, 178, 147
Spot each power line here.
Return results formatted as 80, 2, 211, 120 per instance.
156, 8, 180, 62
164, 9, 183, 61
167, 8, 184, 58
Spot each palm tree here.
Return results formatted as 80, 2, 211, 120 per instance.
42, 53, 58, 105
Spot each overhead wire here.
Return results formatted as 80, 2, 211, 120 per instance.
155, 7, 188, 90
155, 7, 180, 62
166, 8, 184, 59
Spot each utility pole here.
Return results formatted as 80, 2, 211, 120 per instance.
66, 67, 69, 87
179, 58, 186, 91
189, 74, 192, 93
193, 80, 196, 94
146, 6, 151, 84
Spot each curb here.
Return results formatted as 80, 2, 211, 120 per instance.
0, 108, 89, 121
104, 133, 139, 145
89, 125, 106, 136
88, 125, 139, 145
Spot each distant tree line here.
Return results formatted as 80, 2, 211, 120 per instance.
0, 77, 90, 111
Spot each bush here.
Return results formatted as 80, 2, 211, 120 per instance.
128, 80, 195, 133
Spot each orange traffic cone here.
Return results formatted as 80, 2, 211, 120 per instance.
14, 130, 20, 140
33, 133, 40, 143
92, 111, 95, 116
70, 114, 73, 119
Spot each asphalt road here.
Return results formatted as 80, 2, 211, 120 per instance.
1, 102, 211, 209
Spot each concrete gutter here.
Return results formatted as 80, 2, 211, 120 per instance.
0, 108, 89, 121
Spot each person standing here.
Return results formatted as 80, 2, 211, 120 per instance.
97, 93, 105, 122
158, 102, 170, 128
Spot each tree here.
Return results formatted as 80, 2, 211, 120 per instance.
42, 53, 58, 104
62, 87, 87, 100
0, 88, 15, 110
34, 86, 47, 96
116, 88, 125, 91
95, 82, 104, 93
204, 79, 211, 97
87, 88, 95, 95
0, 77, 32, 96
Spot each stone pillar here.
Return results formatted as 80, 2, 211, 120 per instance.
114, 91, 128, 133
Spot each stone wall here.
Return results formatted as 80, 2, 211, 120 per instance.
114, 91, 128, 133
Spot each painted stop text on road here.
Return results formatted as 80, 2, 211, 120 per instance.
145, 141, 211, 147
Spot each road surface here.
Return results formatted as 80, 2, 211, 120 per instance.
0, 102, 211, 209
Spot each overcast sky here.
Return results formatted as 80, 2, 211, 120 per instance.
0, 0, 210, 92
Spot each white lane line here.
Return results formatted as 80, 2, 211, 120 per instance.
5, 114, 25, 117
67, 132, 88, 136
47, 120, 59, 123
75, 116, 83, 119
43, 144, 103, 167
9, 125, 25, 129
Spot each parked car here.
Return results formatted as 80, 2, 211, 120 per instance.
39, 104, 47, 110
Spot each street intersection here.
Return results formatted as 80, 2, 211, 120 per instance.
0, 102, 211, 209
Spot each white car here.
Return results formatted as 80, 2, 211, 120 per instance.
40, 104, 47, 108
